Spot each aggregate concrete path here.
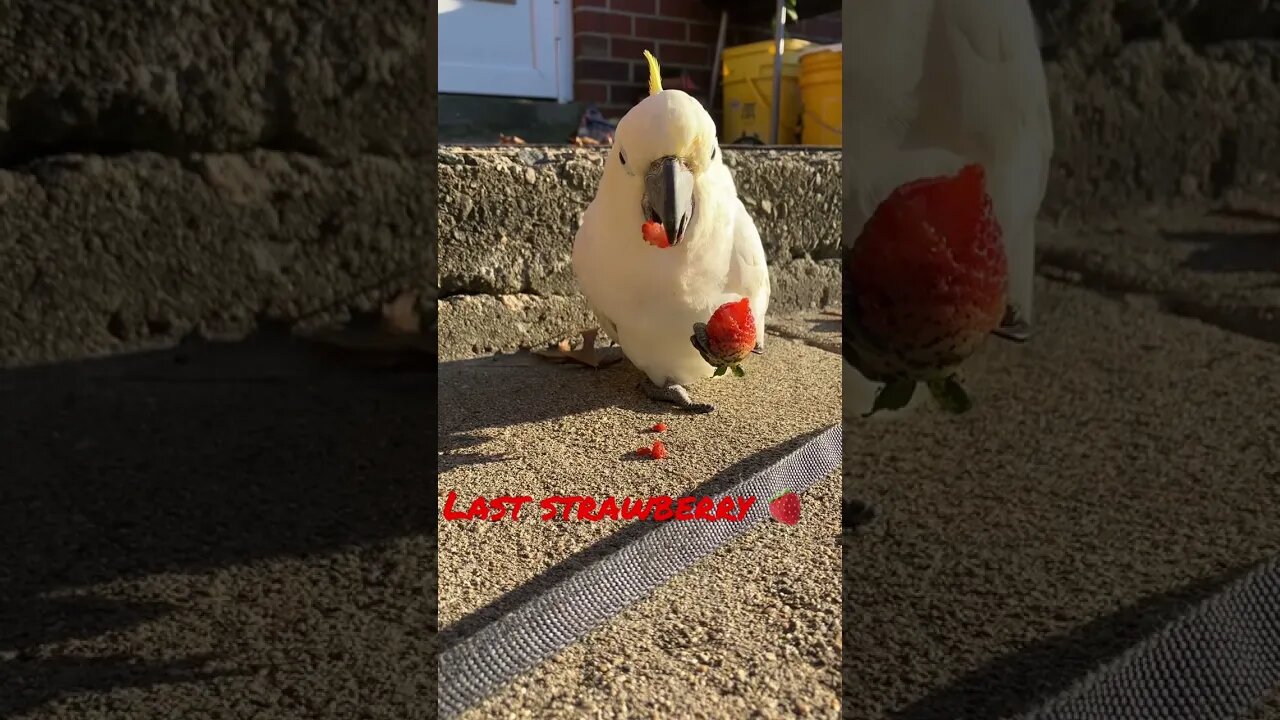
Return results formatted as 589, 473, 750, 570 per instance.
3, 205, 1276, 719
437, 322, 844, 720
0, 333, 437, 719
842, 209, 1280, 720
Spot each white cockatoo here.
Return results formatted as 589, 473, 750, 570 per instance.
572, 51, 770, 414
842, 0, 1054, 417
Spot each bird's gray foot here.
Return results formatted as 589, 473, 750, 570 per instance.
992, 304, 1031, 343
751, 342, 763, 355
641, 379, 715, 413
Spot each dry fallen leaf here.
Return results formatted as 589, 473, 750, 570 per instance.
532, 328, 624, 368
380, 291, 421, 334
302, 290, 433, 370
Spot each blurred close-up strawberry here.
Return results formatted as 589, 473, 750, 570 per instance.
844, 163, 1009, 415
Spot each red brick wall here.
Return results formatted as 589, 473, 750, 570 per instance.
572, 0, 841, 121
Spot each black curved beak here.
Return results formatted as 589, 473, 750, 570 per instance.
643, 156, 693, 245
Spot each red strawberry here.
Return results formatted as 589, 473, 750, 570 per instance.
690, 298, 757, 377
844, 163, 1007, 415
652, 422, 667, 432
650, 440, 668, 459
642, 221, 670, 249
768, 490, 801, 525
636, 446, 652, 456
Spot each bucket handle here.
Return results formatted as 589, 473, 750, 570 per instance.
742, 74, 842, 141
801, 106, 842, 139
745, 77, 800, 138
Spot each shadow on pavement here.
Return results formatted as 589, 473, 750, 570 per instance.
888, 562, 1255, 720
437, 426, 829, 650
0, 330, 436, 716
1164, 228, 1280, 275
437, 352, 665, 467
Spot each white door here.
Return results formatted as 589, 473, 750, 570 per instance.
438, 0, 570, 101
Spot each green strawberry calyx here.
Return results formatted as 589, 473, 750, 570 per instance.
693, 326, 749, 378
864, 378, 916, 417
863, 373, 973, 417
926, 375, 972, 414
712, 363, 746, 378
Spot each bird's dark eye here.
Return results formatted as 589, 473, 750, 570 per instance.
619, 150, 627, 166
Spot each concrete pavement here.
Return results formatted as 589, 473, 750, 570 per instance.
437, 318, 843, 719
842, 208, 1280, 719
0, 332, 437, 719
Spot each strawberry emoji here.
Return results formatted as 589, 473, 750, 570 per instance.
691, 298, 758, 377
844, 163, 1008, 416
641, 220, 670, 249
768, 490, 801, 525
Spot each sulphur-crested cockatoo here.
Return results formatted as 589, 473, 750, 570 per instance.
573, 51, 769, 414
843, 0, 1053, 418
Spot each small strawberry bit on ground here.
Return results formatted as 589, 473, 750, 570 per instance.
652, 422, 667, 432
642, 221, 670, 249
636, 446, 652, 456
650, 440, 668, 459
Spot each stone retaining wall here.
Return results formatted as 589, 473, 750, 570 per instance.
436, 146, 841, 360
3, 1, 1277, 364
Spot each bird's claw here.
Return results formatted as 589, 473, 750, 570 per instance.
993, 305, 1031, 343
641, 379, 715, 413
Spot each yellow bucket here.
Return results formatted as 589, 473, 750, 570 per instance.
799, 44, 842, 146
720, 38, 811, 145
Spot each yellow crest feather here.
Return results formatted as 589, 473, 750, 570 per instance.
643, 50, 662, 96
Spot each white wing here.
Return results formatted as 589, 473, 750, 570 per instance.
725, 200, 771, 346
571, 200, 622, 345
914, 0, 1054, 321
841, 0, 1053, 419
844, 0, 938, 240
